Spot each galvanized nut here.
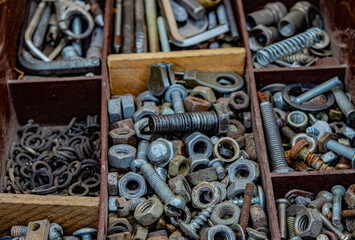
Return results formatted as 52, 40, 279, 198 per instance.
133, 105, 160, 123
228, 159, 260, 183
108, 172, 119, 196
108, 144, 137, 169
204, 225, 236, 240
295, 208, 323, 238
210, 201, 241, 226
134, 198, 164, 226
188, 154, 210, 172
118, 172, 147, 200
184, 132, 213, 158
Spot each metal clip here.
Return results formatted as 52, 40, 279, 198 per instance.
148, 63, 176, 97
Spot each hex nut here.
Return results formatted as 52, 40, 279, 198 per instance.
191, 181, 220, 209
137, 90, 160, 104
228, 159, 260, 183
134, 118, 153, 141
184, 96, 212, 112
133, 226, 149, 240
213, 137, 240, 163
109, 144, 137, 169
110, 118, 134, 130
109, 196, 118, 212
170, 206, 192, 227
295, 208, 323, 238
205, 225, 236, 240
109, 218, 133, 234
169, 175, 192, 203
186, 168, 218, 186
274, 91, 288, 110
168, 155, 191, 177
121, 95, 136, 119
133, 105, 160, 123
188, 154, 210, 172
210, 201, 241, 226
134, 198, 164, 226
109, 128, 137, 145
344, 184, 355, 209
147, 138, 177, 167
226, 119, 246, 139
108, 98, 122, 123
118, 172, 147, 200
108, 172, 119, 196
318, 132, 338, 153
190, 86, 216, 103
214, 103, 230, 134
212, 181, 227, 201
244, 133, 257, 160
183, 132, 213, 158
229, 91, 250, 111
227, 179, 255, 199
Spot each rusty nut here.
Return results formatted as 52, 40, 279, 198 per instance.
228, 159, 260, 183
109, 128, 137, 145
188, 154, 210, 173
190, 86, 217, 103
229, 91, 250, 111
191, 181, 221, 209
169, 175, 192, 203
110, 118, 135, 130
211, 201, 241, 226
344, 184, 355, 209
226, 119, 246, 139
186, 167, 218, 186
184, 96, 212, 112
134, 198, 164, 226
168, 155, 191, 177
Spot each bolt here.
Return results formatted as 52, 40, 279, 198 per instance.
258, 92, 294, 173
308, 191, 333, 210
331, 185, 346, 225
149, 103, 229, 134
179, 205, 214, 240
232, 185, 265, 209
293, 77, 342, 104
332, 86, 355, 120
73, 228, 97, 240
315, 209, 352, 240
290, 139, 334, 171
72, 0, 83, 56
246, 2, 287, 29
276, 198, 290, 239
306, 127, 320, 136
326, 209, 355, 220
287, 216, 296, 238
326, 140, 355, 167
10, 225, 27, 237
281, 126, 296, 141
208, 158, 226, 179
165, 85, 187, 114
116, 197, 146, 217
130, 159, 186, 217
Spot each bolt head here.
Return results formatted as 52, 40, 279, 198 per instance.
179, 221, 199, 240
331, 185, 346, 196
73, 228, 97, 237
276, 198, 290, 207
147, 138, 176, 167
165, 196, 186, 217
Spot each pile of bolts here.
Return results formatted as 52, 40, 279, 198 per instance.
106, 64, 268, 239
247, 1, 334, 69
276, 185, 355, 239
114, 0, 240, 53
258, 77, 355, 173
0, 220, 97, 239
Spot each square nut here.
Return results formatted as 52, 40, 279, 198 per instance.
108, 172, 119, 195
186, 168, 218, 186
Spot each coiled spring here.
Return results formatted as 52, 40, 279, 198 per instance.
255, 27, 325, 66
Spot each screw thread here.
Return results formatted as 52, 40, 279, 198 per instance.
141, 163, 175, 203
259, 101, 289, 170
306, 127, 320, 136
149, 111, 219, 133
129, 198, 146, 210
171, 91, 185, 114
189, 206, 214, 231
304, 153, 334, 171
11, 225, 28, 237
281, 126, 296, 140
257, 91, 269, 103
287, 216, 296, 238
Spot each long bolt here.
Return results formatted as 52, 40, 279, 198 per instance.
145, 0, 160, 52
135, 0, 147, 53
179, 205, 214, 240
239, 183, 254, 233
276, 198, 290, 239
315, 209, 351, 240
294, 77, 342, 104
332, 86, 355, 120
258, 92, 294, 173
157, 16, 170, 52
326, 140, 355, 165
122, 0, 134, 53
331, 185, 346, 225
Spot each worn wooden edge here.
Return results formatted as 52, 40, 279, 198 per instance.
0, 193, 100, 235
7, 76, 102, 84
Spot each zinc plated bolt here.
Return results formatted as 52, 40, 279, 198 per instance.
258, 92, 294, 173
10, 225, 27, 237
165, 85, 187, 114
276, 198, 290, 240
293, 77, 342, 104
332, 86, 355, 120
209, 158, 226, 179
73, 228, 97, 240
315, 209, 352, 240
331, 185, 346, 225
326, 140, 355, 167
179, 205, 214, 240
116, 197, 146, 217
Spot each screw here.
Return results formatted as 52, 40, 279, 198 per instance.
293, 77, 342, 104
287, 216, 296, 238
10, 225, 27, 237
276, 198, 290, 239
281, 126, 296, 141
258, 92, 294, 173
326, 140, 355, 167
290, 139, 334, 171
315, 209, 352, 240
149, 103, 229, 134
179, 205, 214, 240
130, 159, 186, 217
73, 228, 97, 240
331, 185, 346, 225
116, 197, 146, 217
208, 158, 226, 179
165, 85, 187, 114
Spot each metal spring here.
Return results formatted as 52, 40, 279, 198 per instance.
282, 52, 313, 64
256, 27, 325, 66
304, 152, 334, 171
287, 216, 296, 238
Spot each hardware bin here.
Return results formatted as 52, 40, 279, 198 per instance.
240, 0, 355, 238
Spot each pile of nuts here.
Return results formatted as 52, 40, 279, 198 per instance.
276, 185, 355, 239
107, 64, 268, 239
247, 1, 334, 68
3, 116, 101, 196
258, 77, 355, 173
0, 220, 97, 239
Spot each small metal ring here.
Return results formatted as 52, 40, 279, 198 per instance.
30, 169, 54, 189
68, 182, 89, 196
54, 171, 73, 189
213, 137, 240, 163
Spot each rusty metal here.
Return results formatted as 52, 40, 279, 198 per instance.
122, 0, 134, 53
239, 183, 254, 233
25, 220, 50, 240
